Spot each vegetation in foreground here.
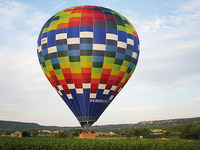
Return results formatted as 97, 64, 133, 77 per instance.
0, 123, 199, 150
0, 136, 200, 150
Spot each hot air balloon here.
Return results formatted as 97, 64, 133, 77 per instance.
37, 5, 140, 129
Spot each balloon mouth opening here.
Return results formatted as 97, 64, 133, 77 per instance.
80, 121, 95, 129
77, 116, 98, 129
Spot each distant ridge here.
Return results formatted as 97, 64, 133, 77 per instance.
91, 117, 200, 130
0, 117, 200, 130
0, 120, 75, 130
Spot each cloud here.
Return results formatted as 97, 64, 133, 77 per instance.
123, 0, 200, 92
0, 1, 28, 28
189, 97, 200, 102
0, 0, 49, 32
179, 0, 200, 13
0, 0, 50, 111
0, 0, 49, 75
138, 16, 168, 34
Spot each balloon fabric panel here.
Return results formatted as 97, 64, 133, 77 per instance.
37, 5, 140, 128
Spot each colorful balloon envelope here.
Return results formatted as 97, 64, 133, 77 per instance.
37, 5, 140, 128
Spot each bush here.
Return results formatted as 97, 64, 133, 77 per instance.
32, 131, 39, 137
179, 124, 200, 140
4, 130, 14, 135
56, 131, 69, 138
22, 131, 31, 137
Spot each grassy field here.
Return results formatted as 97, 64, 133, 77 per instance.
0, 137, 200, 150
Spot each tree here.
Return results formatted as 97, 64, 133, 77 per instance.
189, 125, 200, 139
71, 129, 82, 137
125, 129, 135, 139
22, 131, 31, 137
56, 131, 69, 138
179, 124, 200, 140
126, 132, 132, 139
5, 130, 14, 135
134, 129, 140, 136
32, 131, 39, 137
133, 128, 150, 136
139, 128, 150, 136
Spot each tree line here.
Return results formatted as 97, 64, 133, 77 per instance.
99, 123, 200, 140
1, 123, 199, 140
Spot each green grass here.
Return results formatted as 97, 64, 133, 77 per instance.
0, 137, 200, 150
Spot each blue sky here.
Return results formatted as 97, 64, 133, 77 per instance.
0, 0, 199, 126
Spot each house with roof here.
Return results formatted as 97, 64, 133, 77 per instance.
10, 131, 22, 137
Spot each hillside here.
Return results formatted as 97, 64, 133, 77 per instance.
0, 120, 74, 130
91, 117, 200, 130
0, 117, 200, 130
137, 117, 200, 127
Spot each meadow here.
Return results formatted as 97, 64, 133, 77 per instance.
0, 137, 200, 150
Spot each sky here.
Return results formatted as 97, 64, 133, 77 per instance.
0, 0, 200, 127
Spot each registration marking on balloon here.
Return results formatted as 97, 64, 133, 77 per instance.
37, 5, 140, 128
89, 99, 110, 103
